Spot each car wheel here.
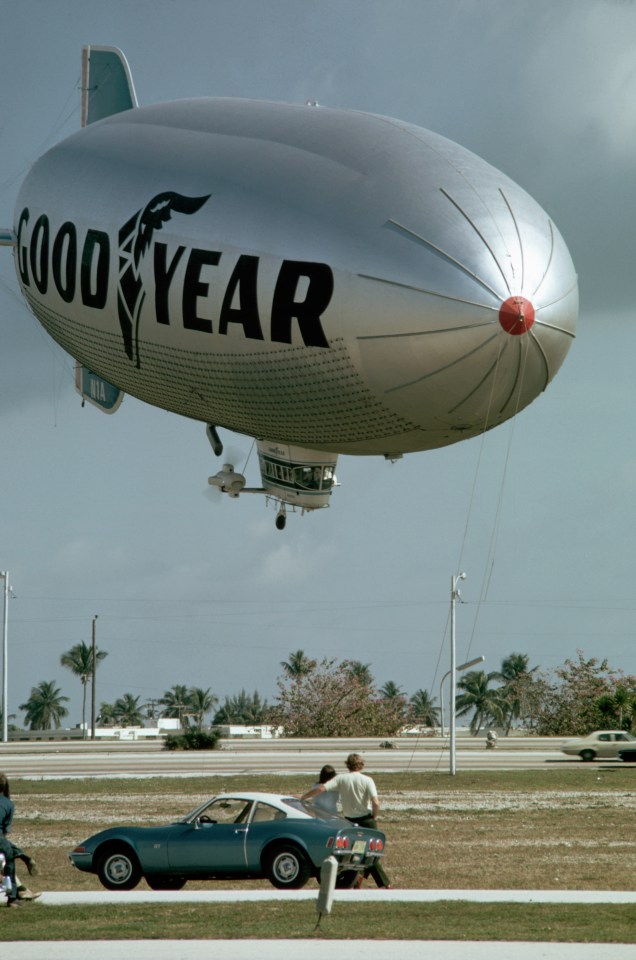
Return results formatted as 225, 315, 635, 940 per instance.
335, 870, 358, 889
264, 843, 312, 889
145, 875, 187, 891
580, 750, 596, 762
620, 751, 636, 762
96, 844, 142, 890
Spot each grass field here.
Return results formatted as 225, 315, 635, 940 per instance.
4, 768, 636, 942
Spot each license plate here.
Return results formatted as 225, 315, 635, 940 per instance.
352, 840, 366, 854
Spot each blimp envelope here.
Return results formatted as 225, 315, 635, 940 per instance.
12, 50, 577, 466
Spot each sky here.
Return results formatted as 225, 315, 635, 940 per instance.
0, 0, 635, 729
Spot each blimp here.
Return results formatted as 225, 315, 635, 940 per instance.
3, 46, 577, 528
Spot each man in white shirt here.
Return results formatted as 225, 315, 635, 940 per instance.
301, 753, 392, 888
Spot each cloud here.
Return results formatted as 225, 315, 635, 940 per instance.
254, 535, 333, 588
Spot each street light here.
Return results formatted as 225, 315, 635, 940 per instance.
1, 571, 10, 744
447, 572, 486, 776
449, 573, 465, 776
439, 655, 485, 737
91, 615, 98, 740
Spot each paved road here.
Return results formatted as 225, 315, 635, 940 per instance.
0, 737, 581, 778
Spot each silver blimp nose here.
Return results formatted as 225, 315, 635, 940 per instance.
352, 126, 578, 454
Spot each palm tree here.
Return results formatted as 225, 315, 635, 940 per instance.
213, 690, 270, 725
613, 686, 631, 728
280, 650, 316, 681
0, 707, 16, 731
60, 641, 108, 737
380, 680, 403, 699
455, 670, 506, 735
597, 686, 633, 730
346, 661, 374, 687
159, 684, 192, 725
20, 680, 69, 730
188, 687, 218, 728
629, 695, 636, 734
112, 693, 144, 727
410, 689, 440, 728
97, 701, 116, 726
492, 653, 539, 734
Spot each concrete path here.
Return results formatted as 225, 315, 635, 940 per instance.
33, 888, 636, 904
6, 941, 636, 960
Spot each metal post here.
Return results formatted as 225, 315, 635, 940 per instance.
91, 615, 98, 740
450, 573, 466, 776
450, 576, 457, 775
1, 572, 8, 743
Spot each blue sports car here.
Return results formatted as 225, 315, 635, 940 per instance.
69, 791, 385, 890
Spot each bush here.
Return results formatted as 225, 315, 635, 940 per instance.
163, 728, 221, 751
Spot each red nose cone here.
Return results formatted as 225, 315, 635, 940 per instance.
499, 296, 535, 335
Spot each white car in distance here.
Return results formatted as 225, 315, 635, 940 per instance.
561, 730, 636, 762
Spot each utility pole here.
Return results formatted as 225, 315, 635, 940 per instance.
91, 615, 98, 740
450, 573, 466, 776
1, 572, 8, 743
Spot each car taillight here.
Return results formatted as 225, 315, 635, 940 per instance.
369, 838, 384, 852
72, 846, 86, 854
335, 836, 351, 850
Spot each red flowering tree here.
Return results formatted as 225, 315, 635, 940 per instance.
271, 657, 408, 737
531, 650, 636, 736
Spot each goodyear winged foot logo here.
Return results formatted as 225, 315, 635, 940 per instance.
117, 191, 210, 367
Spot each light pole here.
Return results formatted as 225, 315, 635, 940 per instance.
450, 573, 466, 776
91, 615, 98, 740
439, 655, 485, 737
1, 571, 9, 743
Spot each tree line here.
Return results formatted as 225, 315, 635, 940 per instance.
7, 644, 636, 738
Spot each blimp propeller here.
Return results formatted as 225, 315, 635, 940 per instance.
207, 464, 247, 498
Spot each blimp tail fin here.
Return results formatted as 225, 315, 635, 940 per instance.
81, 45, 138, 127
